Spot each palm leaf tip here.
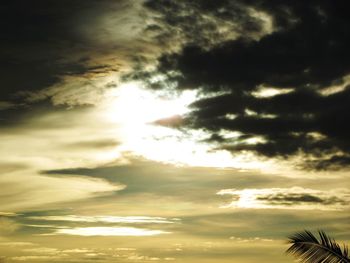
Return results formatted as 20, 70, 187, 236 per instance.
286, 230, 350, 263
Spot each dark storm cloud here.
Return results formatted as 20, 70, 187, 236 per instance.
140, 0, 350, 169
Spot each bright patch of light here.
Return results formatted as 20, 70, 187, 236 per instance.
244, 109, 277, 119
225, 113, 237, 120
244, 108, 258, 116
218, 130, 242, 139
319, 74, 350, 96
243, 136, 267, 145
252, 86, 294, 98
53, 227, 169, 236
105, 82, 195, 124
307, 132, 327, 141
236, 189, 258, 208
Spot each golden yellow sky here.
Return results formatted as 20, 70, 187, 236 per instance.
0, 1, 349, 262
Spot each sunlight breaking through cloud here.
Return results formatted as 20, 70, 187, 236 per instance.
102, 81, 276, 170
1, 0, 349, 262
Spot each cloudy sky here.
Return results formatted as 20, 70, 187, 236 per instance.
0, 1, 349, 262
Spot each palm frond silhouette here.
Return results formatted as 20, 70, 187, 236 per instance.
287, 230, 349, 263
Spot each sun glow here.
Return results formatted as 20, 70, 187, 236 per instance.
100, 82, 278, 170
106, 82, 195, 125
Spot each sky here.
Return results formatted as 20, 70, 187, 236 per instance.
0, 0, 349, 262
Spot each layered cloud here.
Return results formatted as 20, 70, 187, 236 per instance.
16, 214, 177, 237
217, 187, 350, 210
